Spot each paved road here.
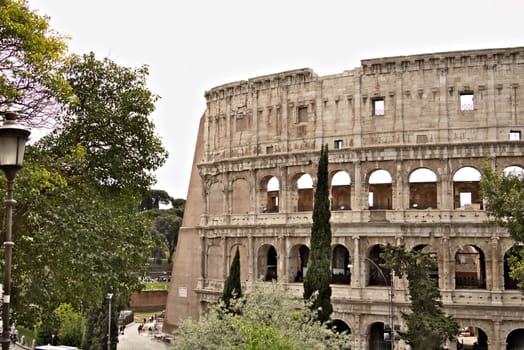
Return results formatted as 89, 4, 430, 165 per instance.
117, 322, 170, 350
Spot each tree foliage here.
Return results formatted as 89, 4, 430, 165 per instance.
41, 52, 168, 193
303, 144, 333, 323
222, 247, 242, 309
172, 284, 351, 350
480, 164, 524, 242
141, 196, 184, 263
0, 2, 167, 347
139, 189, 173, 211
0, 0, 70, 125
381, 244, 459, 350
480, 163, 524, 289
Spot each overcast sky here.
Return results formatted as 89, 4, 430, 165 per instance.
27, 0, 524, 199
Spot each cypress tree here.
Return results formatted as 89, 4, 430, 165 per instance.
222, 247, 242, 309
303, 144, 333, 323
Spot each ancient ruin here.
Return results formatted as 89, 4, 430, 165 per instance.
164, 47, 524, 349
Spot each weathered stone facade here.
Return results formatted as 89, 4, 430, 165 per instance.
164, 47, 524, 349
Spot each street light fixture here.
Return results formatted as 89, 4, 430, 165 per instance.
348, 255, 396, 350
106, 293, 113, 350
0, 112, 30, 350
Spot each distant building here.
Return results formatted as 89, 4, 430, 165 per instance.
164, 47, 524, 349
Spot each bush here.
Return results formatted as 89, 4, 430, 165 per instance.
54, 303, 85, 347
172, 283, 351, 350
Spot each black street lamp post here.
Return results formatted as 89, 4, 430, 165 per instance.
0, 112, 30, 350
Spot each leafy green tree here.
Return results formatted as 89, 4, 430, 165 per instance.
6, 52, 166, 348
1, 2, 167, 347
480, 164, 524, 242
222, 247, 242, 309
382, 244, 459, 350
303, 144, 333, 323
139, 189, 173, 211
0, 0, 70, 124
481, 164, 524, 289
141, 196, 184, 263
41, 52, 168, 193
172, 284, 351, 350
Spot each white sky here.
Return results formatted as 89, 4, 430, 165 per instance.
27, 0, 524, 199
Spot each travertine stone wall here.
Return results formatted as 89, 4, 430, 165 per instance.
165, 47, 524, 349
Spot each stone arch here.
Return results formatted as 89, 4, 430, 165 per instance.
208, 182, 225, 215
457, 326, 488, 349
288, 244, 309, 282
368, 321, 391, 350
206, 244, 223, 280
229, 244, 248, 283
503, 165, 524, 178
368, 169, 392, 210
455, 244, 486, 289
332, 319, 352, 335
453, 166, 482, 209
257, 244, 278, 282
332, 244, 351, 284
367, 244, 392, 287
408, 168, 438, 209
295, 173, 314, 211
231, 178, 250, 214
262, 175, 280, 213
331, 170, 351, 210
506, 328, 524, 350
504, 245, 520, 290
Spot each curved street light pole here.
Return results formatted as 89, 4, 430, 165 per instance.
350, 255, 395, 350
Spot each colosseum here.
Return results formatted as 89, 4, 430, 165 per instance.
164, 46, 524, 349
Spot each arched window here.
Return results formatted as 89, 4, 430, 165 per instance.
454, 245, 486, 289
453, 167, 482, 209
331, 171, 351, 210
457, 327, 488, 349
288, 244, 309, 283
409, 168, 437, 209
504, 245, 520, 290
332, 244, 351, 284
368, 322, 391, 350
368, 170, 392, 210
503, 166, 524, 178
257, 245, 278, 282
331, 319, 351, 335
507, 329, 524, 350
264, 176, 280, 213
297, 173, 314, 211
367, 245, 392, 287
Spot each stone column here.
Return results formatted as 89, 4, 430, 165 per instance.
352, 236, 361, 288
